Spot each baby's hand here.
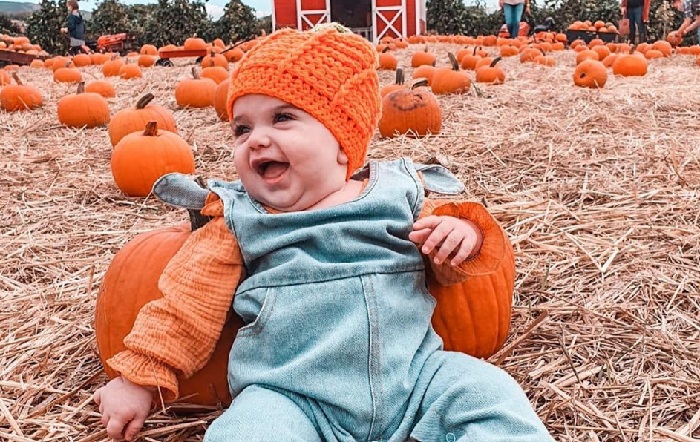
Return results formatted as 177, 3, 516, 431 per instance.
409, 216, 483, 266
93, 376, 155, 441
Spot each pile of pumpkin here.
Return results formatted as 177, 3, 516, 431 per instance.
0, 34, 48, 56
568, 20, 619, 34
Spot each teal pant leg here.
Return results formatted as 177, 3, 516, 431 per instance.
204, 385, 322, 442
410, 352, 553, 442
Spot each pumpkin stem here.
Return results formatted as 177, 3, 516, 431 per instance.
629, 44, 636, 54
76, 81, 85, 94
423, 44, 429, 53
191, 66, 200, 79
490, 57, 502, 67
136, 93, 155, 109
382, 46, 391, 53
448, 52, 459, 71
411, 79, 429, 89
472, 46, 478, 55
187, 176, 213, 231
395, 68, 404, 85
11, 72, 22, 85
143, 120, 159, 136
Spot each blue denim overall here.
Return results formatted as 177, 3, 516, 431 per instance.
199, 159, 552, 442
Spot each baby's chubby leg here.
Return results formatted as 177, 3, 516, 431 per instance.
204, 385, 321, 442
409, 352, 553, 442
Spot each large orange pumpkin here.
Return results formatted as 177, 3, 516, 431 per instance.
95, 215, 241, 408
111, 121, 195, 197
378, 80, 442, 138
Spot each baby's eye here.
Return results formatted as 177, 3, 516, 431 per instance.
274, 112, 294, 123
232, 124, 250, 137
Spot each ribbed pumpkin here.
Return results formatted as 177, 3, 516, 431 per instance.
430, 53, 471, 95
138, 55, 156, 67
108, 93, 177, 146
85, 80, 116, 98
0, 73, 43, 111
184, 36, 207, 51
378, 47, 398, 70
200, 50, 228, 69
103, 57, 125, 77
411, 45, 437, 67
175, 67, 216, 109
612, 46, 648, 76
429, 220, 515, 358
111, 121, 195, 197
475, 57, 505, 84
57, 82, 111, 128
53, 62, 83, 83
574, 59, 607, 88
213, 78, 230, 122
140, 43, 158, 55
72, 53, 92, 67
201, 64, 228, 84
378, 80, 442, 138
95, 213, 241, 407
119, 62, 143, 80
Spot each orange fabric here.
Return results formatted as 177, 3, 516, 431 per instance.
107, 197, 504, 403
226, 27, 381, 180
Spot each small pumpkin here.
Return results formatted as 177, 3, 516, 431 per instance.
85, 80, 116, 98
573, 59, 607, 88
378, 80, 442, 138
378, 46, 398, 70
201, 60, 229, 84
460, 47, 482, 70
72, 53, 92, 67
475, 57, 505, 84
411, 45, 437, 67
0, 72, 43, 111
108, 93, 178, 146
214, 78, 231, 122
119, 60, 143, 80
201, 50, 228, 69
53, 61, 83, 83
103, 56, 125, 77
612, 46, 648, 76
57, 82, 111, 128
95, 210, 240, 407
175, 67, 217, 109
184, 35, 207, 51
111, 121, 195, 197
430, 53, 471, 95
138, 55, 156, 67
140, 44, 158, 55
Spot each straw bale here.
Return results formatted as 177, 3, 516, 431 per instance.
1, 46, 698, 441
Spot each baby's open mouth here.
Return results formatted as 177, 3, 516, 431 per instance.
256, 161, 289, 179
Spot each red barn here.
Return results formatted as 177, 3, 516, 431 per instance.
271, 0, 426, 43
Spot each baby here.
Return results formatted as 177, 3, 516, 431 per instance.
94, 26, 553, 442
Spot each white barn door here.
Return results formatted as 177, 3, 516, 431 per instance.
297, 0, 331, 30
372, 0, 406, 43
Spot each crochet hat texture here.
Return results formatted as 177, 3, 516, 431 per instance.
226, 26, 381, 179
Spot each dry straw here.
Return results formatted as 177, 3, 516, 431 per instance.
1, 44, 699, 441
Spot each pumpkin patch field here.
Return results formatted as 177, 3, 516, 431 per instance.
1, 40, 699, 441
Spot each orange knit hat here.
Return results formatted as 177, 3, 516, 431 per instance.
226, 26, 380, 179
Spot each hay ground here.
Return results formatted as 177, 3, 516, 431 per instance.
1, 44, 699, 442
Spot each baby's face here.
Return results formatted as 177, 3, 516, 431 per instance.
231, 94, 349, 212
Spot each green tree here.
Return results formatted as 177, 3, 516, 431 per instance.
25, 0, 68, 55
426, 0, 470, 35
90, 0, 130, 37
143, 0, 211, 47
215, 0, 258, 44
0, 13, 22, 35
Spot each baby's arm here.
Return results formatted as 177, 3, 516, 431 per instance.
95, 211, 243, 440
410, 199, 508, 284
